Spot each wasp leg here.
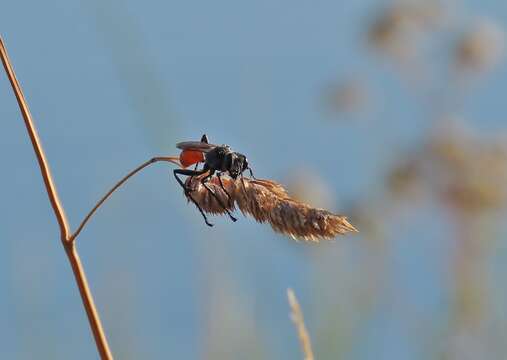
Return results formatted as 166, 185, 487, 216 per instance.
216, 172, 233, 207
174, 168, 213, 227
239, 173, 248, 194
201, 170, 237, 222
189, 160, 201, 183
247, 167, 256, 179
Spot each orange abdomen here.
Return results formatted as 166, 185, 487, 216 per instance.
179, 150, 205, 168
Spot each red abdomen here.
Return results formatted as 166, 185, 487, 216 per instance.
179, 150, 205, 168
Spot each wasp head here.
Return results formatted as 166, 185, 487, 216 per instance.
228, 153, 248, 179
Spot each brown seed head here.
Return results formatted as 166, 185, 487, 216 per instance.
185, 175, 357, 241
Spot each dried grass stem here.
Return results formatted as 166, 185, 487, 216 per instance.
287, 288, 315, 360
0, 36, 113, 359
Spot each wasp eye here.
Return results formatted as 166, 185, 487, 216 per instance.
224, 153, 233, 169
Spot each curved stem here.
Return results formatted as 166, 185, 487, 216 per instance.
0, 36, 113, 359
70, 156, 181, 242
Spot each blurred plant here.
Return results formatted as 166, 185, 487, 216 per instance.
367, 1, 446, 65
455, 19, 506, 74
87, 0, 177, 150
388, 122, 507, 358
200, 242, 272, 360
323, 79, 369, 115
288, 288, 315, 360
319, 1, 507, 358
387, 120, 507, 214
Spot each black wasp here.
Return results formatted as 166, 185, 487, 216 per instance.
174, 134, 254, 227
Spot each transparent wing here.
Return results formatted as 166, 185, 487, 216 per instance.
176, 141, 217, 152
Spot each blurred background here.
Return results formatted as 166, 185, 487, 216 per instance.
1, 0, 507, 359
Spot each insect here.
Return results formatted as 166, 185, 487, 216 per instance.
174, 134, 255, 227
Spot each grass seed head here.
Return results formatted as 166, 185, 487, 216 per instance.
185, 175, 357, 241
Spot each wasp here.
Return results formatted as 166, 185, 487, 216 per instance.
174, 134, 254, 227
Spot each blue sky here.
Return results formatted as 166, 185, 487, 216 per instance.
1, 0, 507, 359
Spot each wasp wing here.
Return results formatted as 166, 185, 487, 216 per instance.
176, 141, 217, 153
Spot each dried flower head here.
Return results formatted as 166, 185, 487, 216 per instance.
367, 5, 415, 59
428, 124, 507, 212
185, 175, 357, 241
323, 79, 369, 114
455, 19, 506, 73
383, 118, 507, 214
387, 156, 423, 197
367, 2, 444, 61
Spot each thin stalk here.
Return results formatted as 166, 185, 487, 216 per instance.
287, 288, 315, 360
0, 36, 113, 360
70, 156, 180, 242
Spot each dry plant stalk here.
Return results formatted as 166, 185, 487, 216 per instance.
1, 35, 354, 359
0, 37, 114, 359
185, 175, 357, 241
287, 288, 315, 360
1, 36, 183, 357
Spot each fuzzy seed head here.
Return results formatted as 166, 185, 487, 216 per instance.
185, 175, 357, 241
